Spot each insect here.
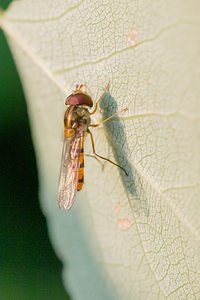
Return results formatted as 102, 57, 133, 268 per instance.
58, 84, 128, 210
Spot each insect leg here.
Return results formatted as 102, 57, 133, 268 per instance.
85, 154, 104, 170
88, 130, 128, 176
90, 107, 128, 127
90, 83, 110, 115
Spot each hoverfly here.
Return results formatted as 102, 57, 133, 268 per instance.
58, 84, 128, 210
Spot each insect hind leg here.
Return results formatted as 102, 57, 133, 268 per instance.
88, 130, 128, 176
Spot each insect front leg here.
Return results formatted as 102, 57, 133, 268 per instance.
90, 83, 110, 115
90, 107, 128, 127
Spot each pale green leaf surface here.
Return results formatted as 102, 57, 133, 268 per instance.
1, 0, 200, 299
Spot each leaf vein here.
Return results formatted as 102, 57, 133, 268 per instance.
3, 0, 85, 23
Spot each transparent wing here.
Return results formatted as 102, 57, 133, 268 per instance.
58, 134, 81, 210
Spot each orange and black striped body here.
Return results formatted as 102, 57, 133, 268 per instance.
64, 105, 90, 193
77, 136, 84, 191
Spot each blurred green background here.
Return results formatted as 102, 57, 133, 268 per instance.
0, 1, 69, 299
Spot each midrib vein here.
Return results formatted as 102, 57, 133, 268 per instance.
103, 129, 200, 242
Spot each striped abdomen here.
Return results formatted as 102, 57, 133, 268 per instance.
77, 136, 84, 191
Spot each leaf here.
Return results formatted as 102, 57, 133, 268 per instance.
1, 0, 200, 298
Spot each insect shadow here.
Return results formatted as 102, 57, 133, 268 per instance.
99, 91, 149, 216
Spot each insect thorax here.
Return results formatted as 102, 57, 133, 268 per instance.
64, 105, 91, 136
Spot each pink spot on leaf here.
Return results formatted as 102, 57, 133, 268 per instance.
127, 28, 138, 46
115, 202, 121, 214
118, 218, 132, 230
